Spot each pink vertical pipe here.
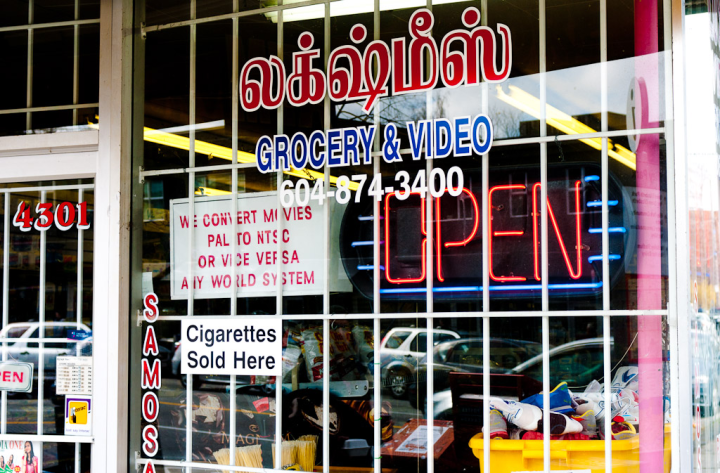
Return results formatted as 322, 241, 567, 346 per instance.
634, 1, 664, 472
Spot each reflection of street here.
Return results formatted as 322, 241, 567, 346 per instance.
6, 396, 56, 433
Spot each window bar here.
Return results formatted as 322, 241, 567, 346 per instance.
229, 0, 240, 466
538, 0, 550, 468
26, 0, 34, 131
73, 0, 80, 126
0, 185, 94, 194
372, 1, 381, 471
425, 1, 434, 469
274, 4, 284, 469
480, 1, 490, 469
76, 188, 85, 473
38, 190, 47, 437
323, 3, 331, 473
1, 195, 9, 435
186, 1, 198, 469
599, 0, 612, 469
77, 189, 85, 328
154, 309, 667, 323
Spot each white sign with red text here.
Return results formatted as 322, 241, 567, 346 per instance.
170, 192, 345, 299
0, 362, 32, 393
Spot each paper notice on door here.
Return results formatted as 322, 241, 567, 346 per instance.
56, 356, 93, 395
394, 425, 449, 454
64, 395, 92, 436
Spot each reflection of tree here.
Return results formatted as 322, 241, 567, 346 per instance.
490, 105, 522, 138
335, 94, 428, 126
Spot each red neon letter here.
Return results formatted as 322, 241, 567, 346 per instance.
435, 188, 479, 282
489, 184, 527, 282
385, 192, 427, 284
532, 180, 583, 280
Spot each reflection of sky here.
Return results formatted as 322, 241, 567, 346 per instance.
443, 53, 668, 131
686, 13, 718, 212
337, 53, 669, 140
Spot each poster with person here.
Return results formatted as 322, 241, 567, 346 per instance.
0, 440, 40, 472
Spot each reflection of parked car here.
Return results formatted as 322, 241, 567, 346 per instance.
0, 322, 91, 381
412, 338, 611, 418
380, 327, 460, 398
408, 337, 541, 409
511, 337, 609, 388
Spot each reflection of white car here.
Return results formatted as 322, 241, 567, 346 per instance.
380, 327, 460, 398
0, 322, 91, 380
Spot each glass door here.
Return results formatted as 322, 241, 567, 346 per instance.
0, 179, 94, 472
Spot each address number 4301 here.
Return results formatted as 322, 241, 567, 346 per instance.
13, 201, 90, 232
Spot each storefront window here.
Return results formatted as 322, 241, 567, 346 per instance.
130, 0, 673, 472
0, 180, 94, 471
686, 2, 720, 469
0, 2, 100, 137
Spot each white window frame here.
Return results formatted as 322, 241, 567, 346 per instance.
129, 0, 693, 472
0, 2, 133, 473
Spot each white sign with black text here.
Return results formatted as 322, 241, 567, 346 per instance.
181, 319, 282, 376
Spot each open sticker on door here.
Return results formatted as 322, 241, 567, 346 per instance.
0, 362, 33, 393
64, 396, 92, 436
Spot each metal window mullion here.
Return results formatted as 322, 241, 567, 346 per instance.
0, 184, 95, 194
154, 309, 667, 322
75, 188, 84, 473
372, 1, 381, 470
322, 3, 331, 473
38, 190, 47, 436
73, 0, 80, 126
77, 189, 85, 327
599, 0, 612, 468
1, 195, 9, 435
538, 0, 550, 467
479, 1, 489, 470
425, 170, 434, 473
186, 3, 198, 469
228, 0, 240, 464
425, 0, 435, 466
0, 18, 100, 33
75, 442, 80, 473
26, 0, 34, 131
274, 5, 284, 469
0, 103, 100, 115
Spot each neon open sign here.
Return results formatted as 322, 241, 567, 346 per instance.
340, 163, 632, 299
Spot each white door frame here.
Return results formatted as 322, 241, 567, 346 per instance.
0, 2, 133, 470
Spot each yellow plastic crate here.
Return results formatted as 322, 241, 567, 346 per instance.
469, 426, 671, 473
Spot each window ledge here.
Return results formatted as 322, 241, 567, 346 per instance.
0, 129, 99, 157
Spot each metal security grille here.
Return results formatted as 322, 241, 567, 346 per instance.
0, 182, 94, 473
134, 0, 676, 472
0, 0, 100, 129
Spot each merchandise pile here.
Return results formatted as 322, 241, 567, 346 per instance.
483, 367, 647, 441
280, 322, 375, 384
